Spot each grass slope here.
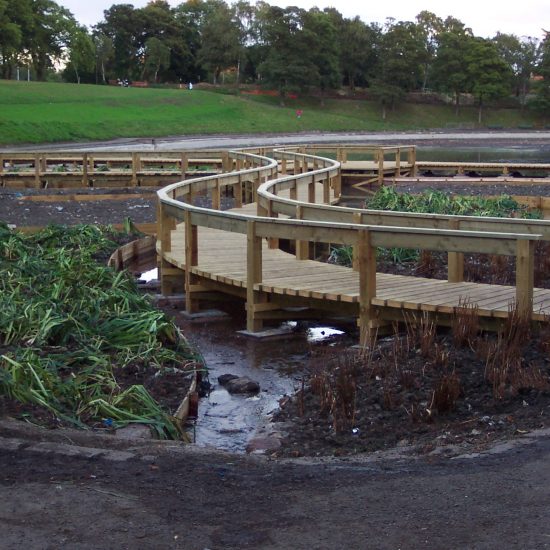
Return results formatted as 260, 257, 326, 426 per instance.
0, 80, 539, 145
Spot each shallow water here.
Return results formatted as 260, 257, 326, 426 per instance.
178, 315, 353, 453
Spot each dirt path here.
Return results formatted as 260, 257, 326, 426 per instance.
3, 130, 550, 152
2, 420, 550, 549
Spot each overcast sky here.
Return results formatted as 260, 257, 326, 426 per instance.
59, 0, 549, 40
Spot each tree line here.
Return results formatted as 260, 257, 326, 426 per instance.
1, 0, 549, 117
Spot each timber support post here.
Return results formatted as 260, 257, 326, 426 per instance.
516, 238, 535, 319
158, 204, 181, 295
447, 219, 464, 283
131, 152, 139, 186
358, 229, 377, 347
295, 205, 310, 260
246, 220, 264, 332
185, 210, 200, 314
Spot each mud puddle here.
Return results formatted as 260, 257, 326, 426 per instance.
135, 267, 354, 453
174, 314, 354, 453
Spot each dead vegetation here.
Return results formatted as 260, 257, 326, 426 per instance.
275, 303, 550, 457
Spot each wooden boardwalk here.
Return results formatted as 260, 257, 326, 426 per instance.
158, 160, 549, 345
152, 147, 550, 342
164, 205, 550, 325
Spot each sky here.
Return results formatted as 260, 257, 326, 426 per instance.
60, 0, 549, 40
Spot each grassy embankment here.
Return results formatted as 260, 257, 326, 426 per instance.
0, 80, 541, 145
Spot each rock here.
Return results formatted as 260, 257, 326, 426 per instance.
226, 376, 260, 394
218, 373, 239, 386
218, 374, 260, 394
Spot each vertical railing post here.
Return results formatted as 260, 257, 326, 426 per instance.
395, 147, 401, 178
377, 149, 384, 185
322, 174, 330, 204
212, 177, 221, 210
131, 152, 139, 186
281, 158, 287, 175
222, 151, 230, 173
185, 210, 199, 314
82, 153, 89, 187
34, 154, 41, 188
158, 203, 178, 295
516, 238, 534, 319
246, 220, 263, 332
295, 205, 310, 260
447, 219, 464, 283
181, 152, 188, 179
352, 212, 362, 271
235, 173, 243, 208
358, 229, 377, 347
409, 147, 417, 177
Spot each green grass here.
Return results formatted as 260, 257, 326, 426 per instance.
0, 80, 541, 145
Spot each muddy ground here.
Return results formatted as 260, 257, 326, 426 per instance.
4, 146, 550, 547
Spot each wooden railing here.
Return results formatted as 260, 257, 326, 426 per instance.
157, 149, 542, 344
0, 150, 229, 188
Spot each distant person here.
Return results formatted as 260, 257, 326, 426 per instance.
188, 82, 193, 90
296, 109, 303, 119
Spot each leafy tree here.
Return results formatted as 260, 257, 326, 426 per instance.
257, 6, 318, 104
142, 36, 170, 82
197, 3, 241, 84
339, 16, 379, 90
302, 8, 341, 101
415, 11, 443, 91
371, 19, 425, 116
529, 33, 550, 119
20, 0, 76, 80
431, 23, 473, 114
93, 32, 114, 84
0, 0, 24, 79
493, 32, 539, 107
67, 26, 95, 84
465, 37, 512, 123
97, 4, 141, 79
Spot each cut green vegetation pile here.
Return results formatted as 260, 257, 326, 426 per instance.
330, 187, 540, 266
0, 223, 198, 438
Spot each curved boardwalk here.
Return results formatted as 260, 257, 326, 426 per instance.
157, 148, 550, 343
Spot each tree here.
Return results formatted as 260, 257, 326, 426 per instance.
97, 4, 141, 79
256, 6, 318, 104
142, 36, 170, 82
371, 19, 426, 117
26, 0, 76, 80
0, 0, 24, 79
338, 17, 379, 90
415, 11, 443, 91
529, 33, 550, 119
493, 32, 539, 108
93, 32, 114, 84
302, 8, 341, 101
431, 23, 473, 114
465, 37, 512, 123
67, 26, 95, 84
197, 3, 241, 84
